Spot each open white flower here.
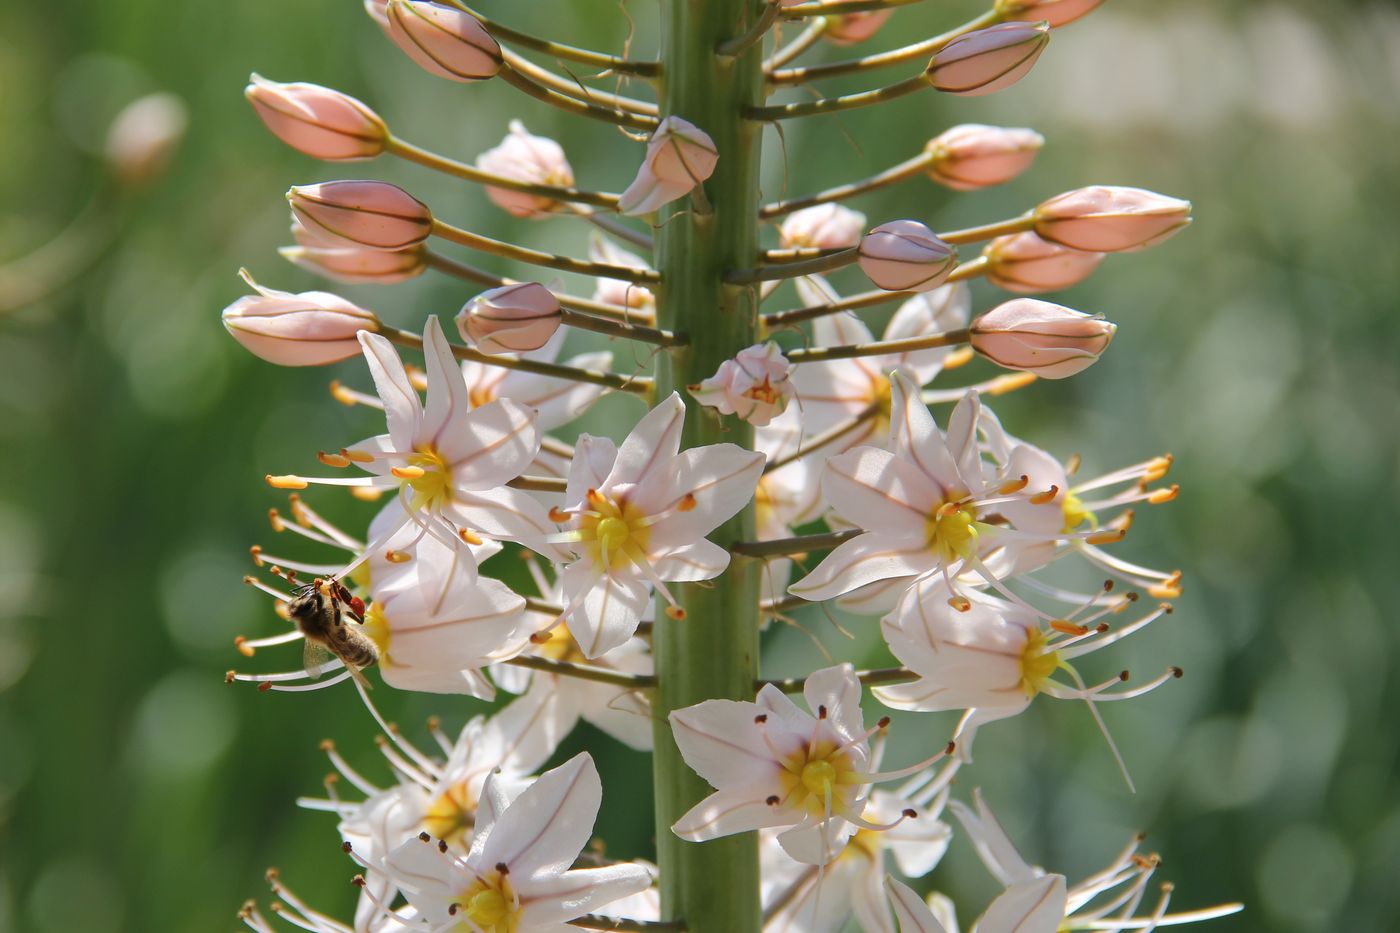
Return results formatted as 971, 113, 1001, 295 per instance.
671, 664, 951, 865
381, 753, 652, 931
546, 392, 764, 657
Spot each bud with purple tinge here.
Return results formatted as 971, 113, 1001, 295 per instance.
476, 121, 575, 219
288, 181, 433, 251
619, 117, 718, 216
222, 270, 380, 366
281, 220, 427, 284
1034, 186, 1192, 253
927, 22, 1050, 96
857, 221, 958, 293
926, 124, 1044, 191
457, 282, 563, 355
983, 232, 1103, 294
970, 298, 1115, 378
996, 0, 1105, 28
245, 76, 388, 161
385, 0, 502, 82
780, 204, 867, 250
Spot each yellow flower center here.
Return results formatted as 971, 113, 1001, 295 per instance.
927, 499, 980, 563
745, 378, 782, 406
469, 385, 497, 409
422, 781, 475, 848
776, 739, 860, 820
801, 759, 838, 797
577, 491, 651, 569
535, 623, 584, 664
1020, 628, 1061, 696
361, 602, 391, 653
457, 875, 516, 932
405, 446, 452, 511
871, 373, 893, 429
1061, 490, 1097, 533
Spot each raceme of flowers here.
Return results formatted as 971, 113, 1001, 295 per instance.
222, 1, 1240, 931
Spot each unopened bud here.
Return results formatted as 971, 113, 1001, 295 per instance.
857, 221, 957, 293
823, 11, 894, 46
385, 0, 502, 82
996, 0, 1105, 28
222, 270, 380, 366
282, 221, 427, 283
780, 204, 867, 250
245, 76, 388, 161
457, 282, 562, 354
619, 116, 718, 216
970, 298, 1114, 379
983, 233, 1103, 293
476, 120, 575, 218
925, 124, 1043, 191
590, 236, 656, 312
288, 180, 433, 251
689, 342, 794, 426
1034, 186, 1192, 252
927, 22, 1049, 97
105, 93, 188, 186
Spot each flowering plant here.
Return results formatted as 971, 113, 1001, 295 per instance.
225, 1, 1238, 930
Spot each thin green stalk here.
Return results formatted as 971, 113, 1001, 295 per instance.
749, 72, 932, 121
387, 137, 621, 210
445, 0, 661, 77
768, 9, 1001, 85
431, 219, 661, 283
424, 251, 653, 323
759, 150, 934, 218
651, 1, 767, 930
786, 326, 969, 363
498, 62, 659, 131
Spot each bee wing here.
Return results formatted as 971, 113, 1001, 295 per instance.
303, 639, 334, 680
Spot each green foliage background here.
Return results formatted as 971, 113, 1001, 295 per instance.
1, 1, 1397, 930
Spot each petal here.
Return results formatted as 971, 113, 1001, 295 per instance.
949, 789, 1038, 887
850, 860, 897, 933
886, 816, 953, 879
478, 752, 601, 879
564, 562, 650, 659
788, 533, 935, 603
822, 446, 940, 534
778, 818, 857, 866
447, 487, 561, 553
802, 664, 865, 744
672, 789, 794, 841
944, 391, 983, 494
518, 864, 654, 926
565, 434, 619, 507
421, 316, 474, 453
651, 537, 730, 582
515, 351, 613, 430
445, 397, 541, 487
887, 878, 952, 933
379, 664, 496, 698
359, 330, 421, 453
646, 444, 764, 546
669, 698, 784, 787
973, 875, 1067, 933
383, 835, 462, 899
607, 393, 685, 490
887, 371, 962, 492
886, 283, 971, 385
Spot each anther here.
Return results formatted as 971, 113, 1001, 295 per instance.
945, 740, 956, 755
391, 465, 426, 480
665, 606, 687, 621
530, 631, 554, 644
677, 493, 697, 512
1103, 579, 1115, 592
330, 380, 359, 406
1086, 528, 1127, 545
1147, 484, 1179, 504
902, 808, 918, 819
1051, 620, 1089, 636
268, 508, 286, 532
350, 486, 384, 502
1119, 670, 1130, 681
549, 507, 571, 522
1066, 453, 1082, 475
947, 595, 971, 612
754, 714, 768, 724
258, 682, 273, 692
459, 528, 485, 546
352, 875, 366, 888
235, 636, 255, 657
1170, 666, 1184, 678
438, 840, 448, 853
1029, 485, 1060, 505
266, 868, 281, 881
817, 705, 828, 719
876, 716, 891, 729
418, 832, 431, 842
942, 346, 975, 369
1162, 603, 1175, 614
988, 372, 1037, 395
999, 474, 1030, 495
766, 795, 780, 805
341, 447, 374, 464
250, 545, 264, 567
225, 670, 236, 684
1095, 622, 1110, 633
384, 550, 412, 563
1144, 454, 1174, 482
267, 474, 309, 489
495, 862, 509, 875
318, 450, 352, 468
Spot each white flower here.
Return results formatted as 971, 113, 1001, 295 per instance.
670, 664, 951, 865
689, 342, 795, 426
754, 454, 824, 604
779, 204, 868, 250
589, 234, 657, 314
381, 753, 652, 931
547, 392, 763, 657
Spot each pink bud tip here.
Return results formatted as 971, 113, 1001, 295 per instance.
476, 121, 575, 218
619, 117, 718, 216
222, 270, 380, 366
995, 0, 1106, 29
857, 221, 958, 293
282, 220, 427, 284
983, 232, 1103, 293
1034, 186, 1193, 253
385, 0, 502, 82
288, 180, 433, 251
925, 124, 1044, 191
456, 282, 563, 355
823, 11, 894, 46
927, 22, 1050, 97
245, 76, 388, 161
970, 297, 1115, 378
780, 204, 867, 250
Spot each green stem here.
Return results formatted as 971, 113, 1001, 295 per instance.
498, 62, 659, 131
725, 246, 857, 284
505, 475, 569, 493
768, 9, 1002, 85
567, 916, 686, 932
445, 1, 661, 78
387, 137, 621, 210
558, 307, 688, 346
651, 1, 766, 929
749, 73, 932, 121
938, 213, 1035, 245
758, 257, 987, 331
780, 0, 929, 16
761, 666, 918, 693
430, 219, 661, 283
424, 251, 653, 323
786, 326, 969, 363
731, 529, 858, 558
763, 19, 827, 71
500, 49, 659, 115
759, 150, 933, 218
502, 656, 656, 691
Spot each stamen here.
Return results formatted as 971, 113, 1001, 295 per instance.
1028, 485, 1060, 505
317, 450, 352, 468
1146, 484, 1179, 504
998, 474, 1030, 495
845, 740, 956, 784
329, 380, 382, 409
267, 474, 309, 489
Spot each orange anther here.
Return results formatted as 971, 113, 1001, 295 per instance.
665, 606, 687, 621
250, 545, 264, 567
1147, 484, 1179, 504
947, 595, 972, 612
329, 380, 359, 406
678, 493, 698, 513
549, 507, 571, 523
1029, 485, 1060, 505
350, 486, 385, 502
341, 447, 375, 464
942, 346, 975, 370
999, 474, 1030, 495
235, 636, 255, 658
459, 528, 484, 546
988, 372, 1037, 395
391, 465, 426, 480
267, 474, 308, 489
1050, 620, 1089, 636
317, 450, 352, 468
1086, 529, 1126, 545
384, 550, 413, 564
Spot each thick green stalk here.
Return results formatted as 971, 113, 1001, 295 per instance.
650, 1, 766, 930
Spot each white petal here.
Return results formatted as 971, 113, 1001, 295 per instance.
607, 392, 685, 490
565, 433, 619, 507
444, 397, 541, 487
565, 562, 650, 659
950, 789, 1039, 887
886, 283, 971, 385
672, 789, 793, 841
478, 752, 601, 879
669, 699, 784, 787
359, 330, 420, 453
944, 391, 984, 495
801, 664, 865, 744
887, 878, 952, 933
518, 864, 654, 926
850, 861, 897, 933
822, 446, 941, 535
887, 371, 962, 493
421, 316, 475, 454
972, 875, 1067, 933
647, 444, 764, 547
651, 537, 730, 582
379, 664, 496, 698
448, 487, 562, 555
788, 533, 934, 603
778, 818, 857, 866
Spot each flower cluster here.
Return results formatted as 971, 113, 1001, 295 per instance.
221, 1, 1240, 931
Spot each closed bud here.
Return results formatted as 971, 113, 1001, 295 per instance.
823, 11, 894, 46
245, 75, 388, 161
281, 220, 427, 283
984, 232, 1103, 293
925, 124, 1044, 191
857, 220, 958, 293
780, 204, 867, 250
476, 120, 575, 218
288, 180, 433, 251
970, 298, 1115, 378
222, 269, 380, 366
385, 0, 502, 82
618, 117, 718, 216
457, 282, 562, 354
1034, 186, 1192, 253
927, 22, 1049, 97
996, 0, 1105, 28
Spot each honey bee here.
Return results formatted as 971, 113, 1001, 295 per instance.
286, 577, 378, 690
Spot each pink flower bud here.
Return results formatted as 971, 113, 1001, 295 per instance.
779, 204, 867, 250
288, 180, 433, 251
996, 0, 1105, 28
281, 220, 427, 283
927, 22, 1049, 96
925, 124, 1044, 191
1034, 186, 1192, 253
983, 232, 1103, 294
823, 11, 894, 46
245, 75, 388, 161
222, 269, 380, 366
857, 220, 958, 293
104, 93, 188, 186
457, 282, 563, 355
970, 298, 1115, 379
475, 120, 575, 218
618, 117, 718, 216
689, 343, 794, 426
384, 0, 502, 82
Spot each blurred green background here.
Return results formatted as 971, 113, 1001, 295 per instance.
2, 0, 1398, 930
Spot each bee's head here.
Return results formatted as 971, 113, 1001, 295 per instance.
286, 587, 328, 623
